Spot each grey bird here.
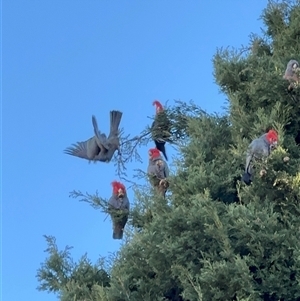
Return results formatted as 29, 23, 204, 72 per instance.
108, 181, 130, 239
147, 147, 169, 197
151, 100, 171, 161
242, 130, 278, 185
283, 59, 300, 90
64, 110, 122, 162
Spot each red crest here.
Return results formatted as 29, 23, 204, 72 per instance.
149, 148, 161, 159
153, 100, 164, 114
111, 181, 126, 194
266, 130, 278, 143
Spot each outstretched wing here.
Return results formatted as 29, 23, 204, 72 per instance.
64, 137, 100, 160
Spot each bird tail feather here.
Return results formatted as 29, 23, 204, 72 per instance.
155, 140, 168, 161
242, 172, 252, 185
113, 222, 124, 239
110, 111, 123, 135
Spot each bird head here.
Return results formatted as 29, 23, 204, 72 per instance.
149, 148, 161, 160
111, 181, 126, 198
288, 59, 299, 71
284, 60, 300, 82
266, 129, 278, 148
153, 100, 164, 114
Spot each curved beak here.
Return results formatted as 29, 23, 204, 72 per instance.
272, 141, 278, 149
118, 189, 124, 198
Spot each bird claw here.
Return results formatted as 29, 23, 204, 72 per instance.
159, 179, 169, 188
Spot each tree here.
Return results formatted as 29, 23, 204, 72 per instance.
36, 236, 110, 301
37, 1, 300, 300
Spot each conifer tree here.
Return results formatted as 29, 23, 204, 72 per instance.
37, 1, 300, 300
36, 236, 110, 300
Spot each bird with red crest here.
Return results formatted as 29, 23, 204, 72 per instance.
147, 147, 169, 197
242, 129, 279, 185
108, 181, 130, 239
151, 100, 172, 161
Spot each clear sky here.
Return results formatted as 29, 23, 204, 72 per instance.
3, 1, 267, 300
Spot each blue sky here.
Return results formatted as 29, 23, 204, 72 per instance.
3, 1, 267, 300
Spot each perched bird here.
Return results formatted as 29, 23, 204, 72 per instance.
147, 148, 169, 197
283, 59, 300, 90
64, 110, 122, 163
242, 129, 278, 185
108, 181, 130, 239
151, 100, 171, 161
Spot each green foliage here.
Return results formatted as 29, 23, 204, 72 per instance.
37, 1, 300, 300
172, 113, 239, 205
214, 0, 300, 146
36, 236, 110, 300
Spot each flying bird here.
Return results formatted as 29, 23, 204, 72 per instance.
147, 147, 169, 197
64, 110, 122, 163
151, 100, 171, 161
283, 59, 300, 90
108, 181, 130, 240
242, 129, 278, 185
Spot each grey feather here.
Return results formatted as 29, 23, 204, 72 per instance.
151, 111, 171, 161
147, 155, 169, 197
283, 59, 300, 89
92, 115, 110, 150
108, 194, 130, 240
242, 133, 275, 185
64, 110, 122, 163
147, 156, 169, 180
108, 194, 130, 210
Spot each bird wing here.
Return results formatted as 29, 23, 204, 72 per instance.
151, 113, 171, 141
112, 212, 128, 240
163, 161, 169, 178
147, 160, 155, 174
113, 222, 124, 239
245, 152, 254, 174
64, 137, 101, 160
245, 134, 270, 173
108, 196, 118, 208
92, 115, 110, 150
244, 139, 257, 173
109, 197, 129, 240
122, 196, 130, 210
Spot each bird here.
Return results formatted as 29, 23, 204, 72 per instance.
283, 59, 300, 90
64, 110, 122, 163
151, 100, 171, 161
242, 129, 278, 185
147, 147, 169, 198
108, 181, 130, 239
